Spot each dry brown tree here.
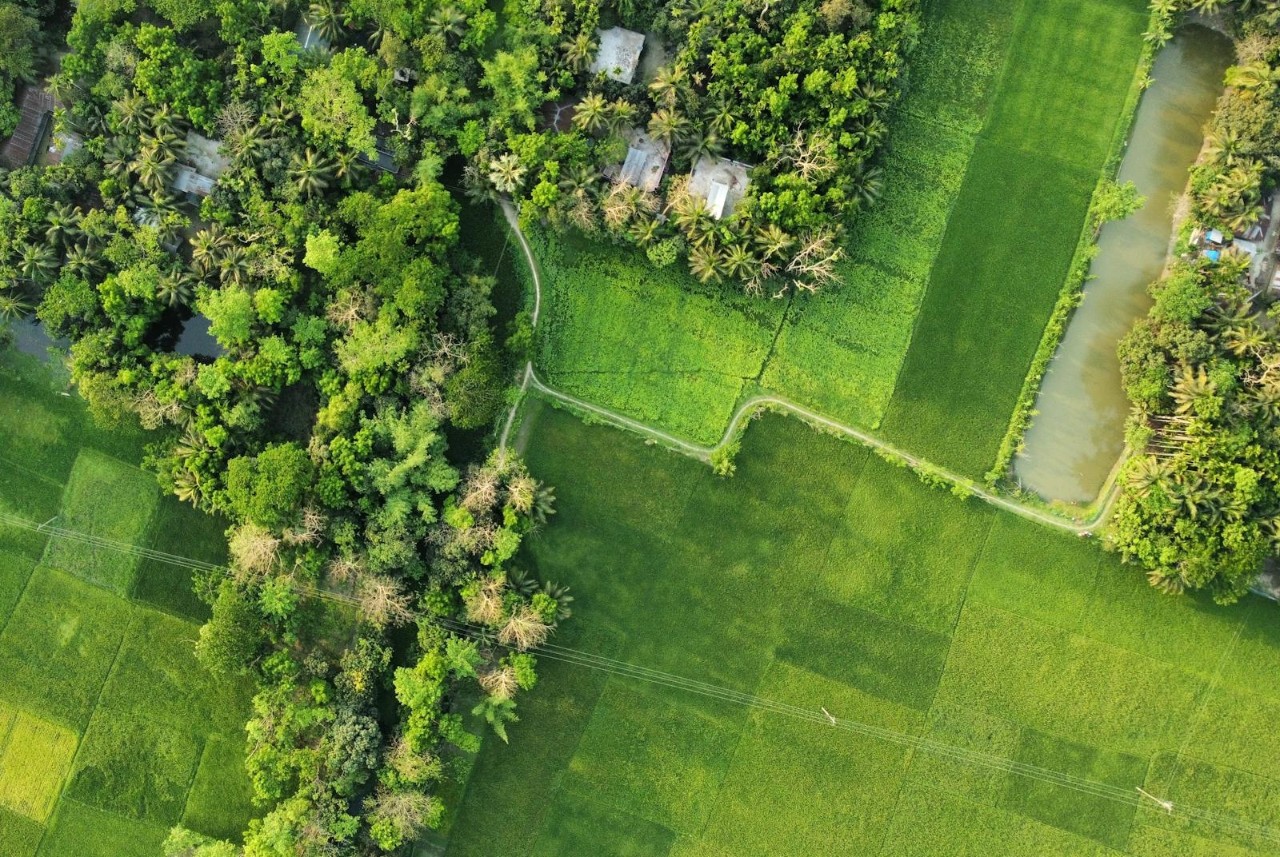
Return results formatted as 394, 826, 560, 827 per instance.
498, 606, 551, 651
464, 577, 506, 626
357, 574, 415, 628
229, 522, 280, 578
479, 666, 519, 701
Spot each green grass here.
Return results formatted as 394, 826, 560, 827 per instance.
36, 799, 168, 857
0, 550, 35, 632
532, 228, 782, 444
130, 496, 228, 622
182, 734, 259, 842
41, 450, 158, 595
0, 353, 259, 851
879, 0, 1149, 477
530, 788, 676, 857
0, 703, 78, 823
0, 567, 132, 730
0, 806, 42, 857
65, 708, 203, 824
440, 405, 1280, 856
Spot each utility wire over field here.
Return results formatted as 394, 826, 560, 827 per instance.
5, 509, 1278, 849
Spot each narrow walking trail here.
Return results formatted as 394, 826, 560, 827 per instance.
496, 202, 1120, 536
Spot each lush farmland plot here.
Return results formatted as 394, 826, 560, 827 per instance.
441, 404, 1280, 856
525, 0, 1149, 478
880, 0, 1149, 477
530, 227, 783, 444
0, 353, 256, 855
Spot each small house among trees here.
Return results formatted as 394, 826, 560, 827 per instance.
590, 27, 645, 84
606, 126, 668, 192
168, 131, 228, 198
688, 156, 750, 220
0, 86, 53, 168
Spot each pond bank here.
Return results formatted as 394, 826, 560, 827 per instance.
1013, 26, 1233, 505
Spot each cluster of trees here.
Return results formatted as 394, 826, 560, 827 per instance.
1, 0, 571, 852
466, 0, 920, 294
1112, 1, 1280, 602
0, 0, 41, 139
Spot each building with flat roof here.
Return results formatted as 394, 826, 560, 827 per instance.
688, 156, 751, 220
591, 27, 645, 84
605, 127, 669, 192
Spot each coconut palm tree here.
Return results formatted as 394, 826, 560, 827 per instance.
706, 98, 736, 137
219, 245, 250, 287
1225, 60, 1280, 97
1225, 322, 1267, 358
572, 93, 610, 134
648, 65, 688, 109
290, 148, 336, 198
1171, 364, 1216, 415
754, 223, 793, 260
158, 268, 196, 309
721, 243, 759, 282
0, 293, 31, 322
689, 242, 724, 283
857, 81, 890, 113
629, 217, 661, 245
427, 4, 466, 41
132, 143, 175, 194
113, 93, 152, 133
173, 467, 208, 508
189, 224, 231, 277
333, 148, 362, 185
607, 98, 637, 133
17, 242, 57, 284
487, 153, 526, 195
45, 204, 82, 247
849, 162, 885, 209
680, 130, 722, 168
648, 108, 688, 147
557, 162, 598, 198
1203, 128, 1249, 167
308, 0, 344, 42
1125, 455, 1172, 499
149, 104, 185, 137
63, 244, 101, 279
560, 32, 595, 73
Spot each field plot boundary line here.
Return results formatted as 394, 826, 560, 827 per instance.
430, 615, 1280, 848
496, 202, 1118, 535
11, 509, 1276, 847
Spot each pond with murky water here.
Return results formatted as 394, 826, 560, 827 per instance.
1014, 26, 1233, 504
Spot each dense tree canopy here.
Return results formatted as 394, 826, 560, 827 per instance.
470, 0, 920, 294
1112, 1, 1280, 601
0, 0, 574, 849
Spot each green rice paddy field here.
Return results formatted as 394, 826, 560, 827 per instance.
441, 402, 1280, 856
527, 0, 1148, 480
0, 353, 257, 857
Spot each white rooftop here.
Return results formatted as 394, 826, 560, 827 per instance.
171, 164, 215, 196
688, 156, 751, 220
590, 27, 645, 84
605, 127, 669, 192
185, 131, 229, 179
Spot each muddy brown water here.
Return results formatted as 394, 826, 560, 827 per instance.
1014, 26, 1233, 505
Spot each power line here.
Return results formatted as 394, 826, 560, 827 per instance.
432, 616, 1280, 847
3, 511, 1278, 845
